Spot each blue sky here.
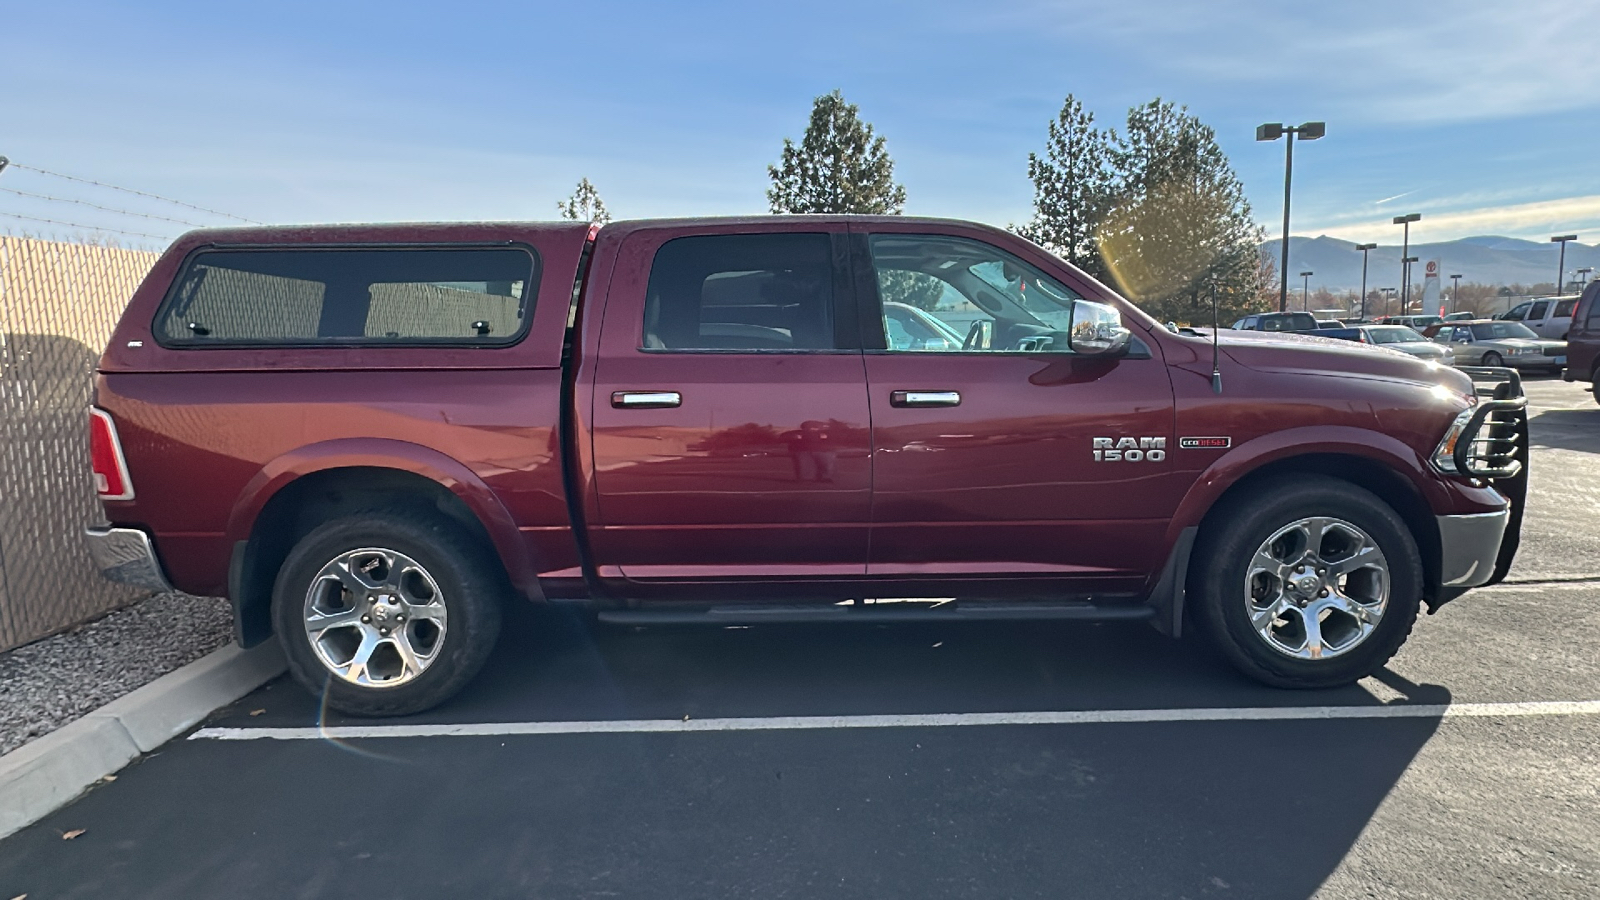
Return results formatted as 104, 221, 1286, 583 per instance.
2, 0, 1598, 250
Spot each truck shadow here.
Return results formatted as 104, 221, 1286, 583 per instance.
238, 603, 1449, 899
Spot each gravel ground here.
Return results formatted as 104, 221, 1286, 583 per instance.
0, 592, 232, 755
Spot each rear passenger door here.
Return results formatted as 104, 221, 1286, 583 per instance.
588, 225, 873, 584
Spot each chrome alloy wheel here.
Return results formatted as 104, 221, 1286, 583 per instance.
302, 547, 448, 688
1244, 517, 1389, 660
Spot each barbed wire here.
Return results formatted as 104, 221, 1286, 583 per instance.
0, 186, 210, 228
0, 160, 260, 224
0, 211, 171, 241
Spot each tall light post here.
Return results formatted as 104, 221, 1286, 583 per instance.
1551, 234, 1578, 293
1258, 121, 1326, 313
1381, 288, 1397, 318
1579, 266, 1595, 289
1394, 213, 1421, 310
1300, 271, 1314, 310
1450, 273, 1462, 315
1356, 242, 1377, 321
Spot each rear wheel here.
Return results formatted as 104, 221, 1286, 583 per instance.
272, 509, 503, 716
1481, 351, 1504, 367
1193, 476, 1421, 689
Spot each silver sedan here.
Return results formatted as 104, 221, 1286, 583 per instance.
1432, 321, 1567, 373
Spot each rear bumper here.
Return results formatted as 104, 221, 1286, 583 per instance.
1436, 510, 1509, 589
84, 526, 174, 593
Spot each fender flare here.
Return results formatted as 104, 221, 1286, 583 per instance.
1147, 427, 1440, 638
225, 438, 542, 596
1163, 425, 1439, 550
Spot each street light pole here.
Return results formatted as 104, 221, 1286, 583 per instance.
1394, 213, 1421, 311
1381, 288, 1397, 318
1300, 271, 1313, 310
1356, 242, 1377, 321
1258, 121, 1325, 313
1551, 234, 1578, 294
1579, 266, 1595, 289
1449, 274, 1462, 315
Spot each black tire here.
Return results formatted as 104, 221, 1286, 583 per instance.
1481, 351, 1503, 367
272, 509, 504, 716
1191, 476, 1422, 689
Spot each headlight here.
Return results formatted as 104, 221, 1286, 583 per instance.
1431, 406, 1477, 474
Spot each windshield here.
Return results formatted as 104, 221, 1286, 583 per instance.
1471, 322, 1539, 340
1368, 327, 1424, 343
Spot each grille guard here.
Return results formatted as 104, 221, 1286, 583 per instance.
1454, 367, 1529, 585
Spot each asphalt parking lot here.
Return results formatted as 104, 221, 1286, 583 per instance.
3, 377, 1596, 899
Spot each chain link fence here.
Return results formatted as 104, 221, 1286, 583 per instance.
0, 235, 159, 651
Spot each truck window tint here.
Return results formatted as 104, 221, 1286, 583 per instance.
155, 247, 537, 345
642, 233, 835, 351
1554, 298, 1577, 318
866, 233, 1084, 353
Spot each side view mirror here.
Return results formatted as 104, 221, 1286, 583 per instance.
1068, 299, 1132, 357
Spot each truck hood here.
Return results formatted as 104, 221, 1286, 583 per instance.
1204, 328, 1471, 392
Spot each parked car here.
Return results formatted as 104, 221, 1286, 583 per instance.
1499, 295, 1579, 340
1442, 311, 1475, 322
85, 217, 1528, 715
1314, 319, 1346, 329
882, 300, 964, 350
1560, 281, 1600, 404
1431, 320, 1567, 373
1379, 315, 1444, 331
1231, 311, 1319, 333
1321, 325, 1455, 365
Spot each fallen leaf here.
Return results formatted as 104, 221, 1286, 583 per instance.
249, 709, 266, 717
12, 892, 29, 899
62, 829, 85, 840
682, 715, 690, 721
931, 641, 943, 648
101, 774, 117, 782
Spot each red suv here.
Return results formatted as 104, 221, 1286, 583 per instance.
84, 217, 1529, 715
1563, 281, 1600, 403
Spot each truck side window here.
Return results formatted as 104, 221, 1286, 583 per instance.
642, 233, 835, 351
154, 247, 537, 346
866, 233, 1086, 353
1526, 300, 1549, 320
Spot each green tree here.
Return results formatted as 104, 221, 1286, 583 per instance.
1017, 95, 1112, 283
768, 90, 906, 214
1095, 100, 1264, 324
557, 178, 611, 224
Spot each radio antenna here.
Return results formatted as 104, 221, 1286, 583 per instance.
1210, 284, 1223, 394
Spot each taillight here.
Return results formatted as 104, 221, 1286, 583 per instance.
88, 408, 135, 500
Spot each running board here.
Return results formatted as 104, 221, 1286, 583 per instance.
597, 602, 1156, 626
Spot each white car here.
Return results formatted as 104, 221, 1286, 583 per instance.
1501, 295, 1579, 340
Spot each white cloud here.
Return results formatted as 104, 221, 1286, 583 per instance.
1299, 194, 1600, 242
997, 0, 1600, 124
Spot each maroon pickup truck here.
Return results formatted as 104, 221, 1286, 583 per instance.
84, 217, 1528, 715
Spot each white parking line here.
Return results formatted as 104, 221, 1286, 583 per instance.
190, 699, 1600, 741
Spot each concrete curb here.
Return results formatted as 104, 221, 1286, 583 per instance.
0, 640, 285, 840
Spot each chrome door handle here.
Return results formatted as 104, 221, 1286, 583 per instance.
612, 391, 682, 409
890, 390, 960, 408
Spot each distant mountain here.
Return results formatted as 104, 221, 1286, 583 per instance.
1260, 235, 1598, 293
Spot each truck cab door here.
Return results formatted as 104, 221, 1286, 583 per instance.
585, 224, 872, 588
852, 224, 1180, 595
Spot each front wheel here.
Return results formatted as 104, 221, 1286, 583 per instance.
272, 509, 504, 716
1192, 476, 1421, 689
1481, 351, 1504, 367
